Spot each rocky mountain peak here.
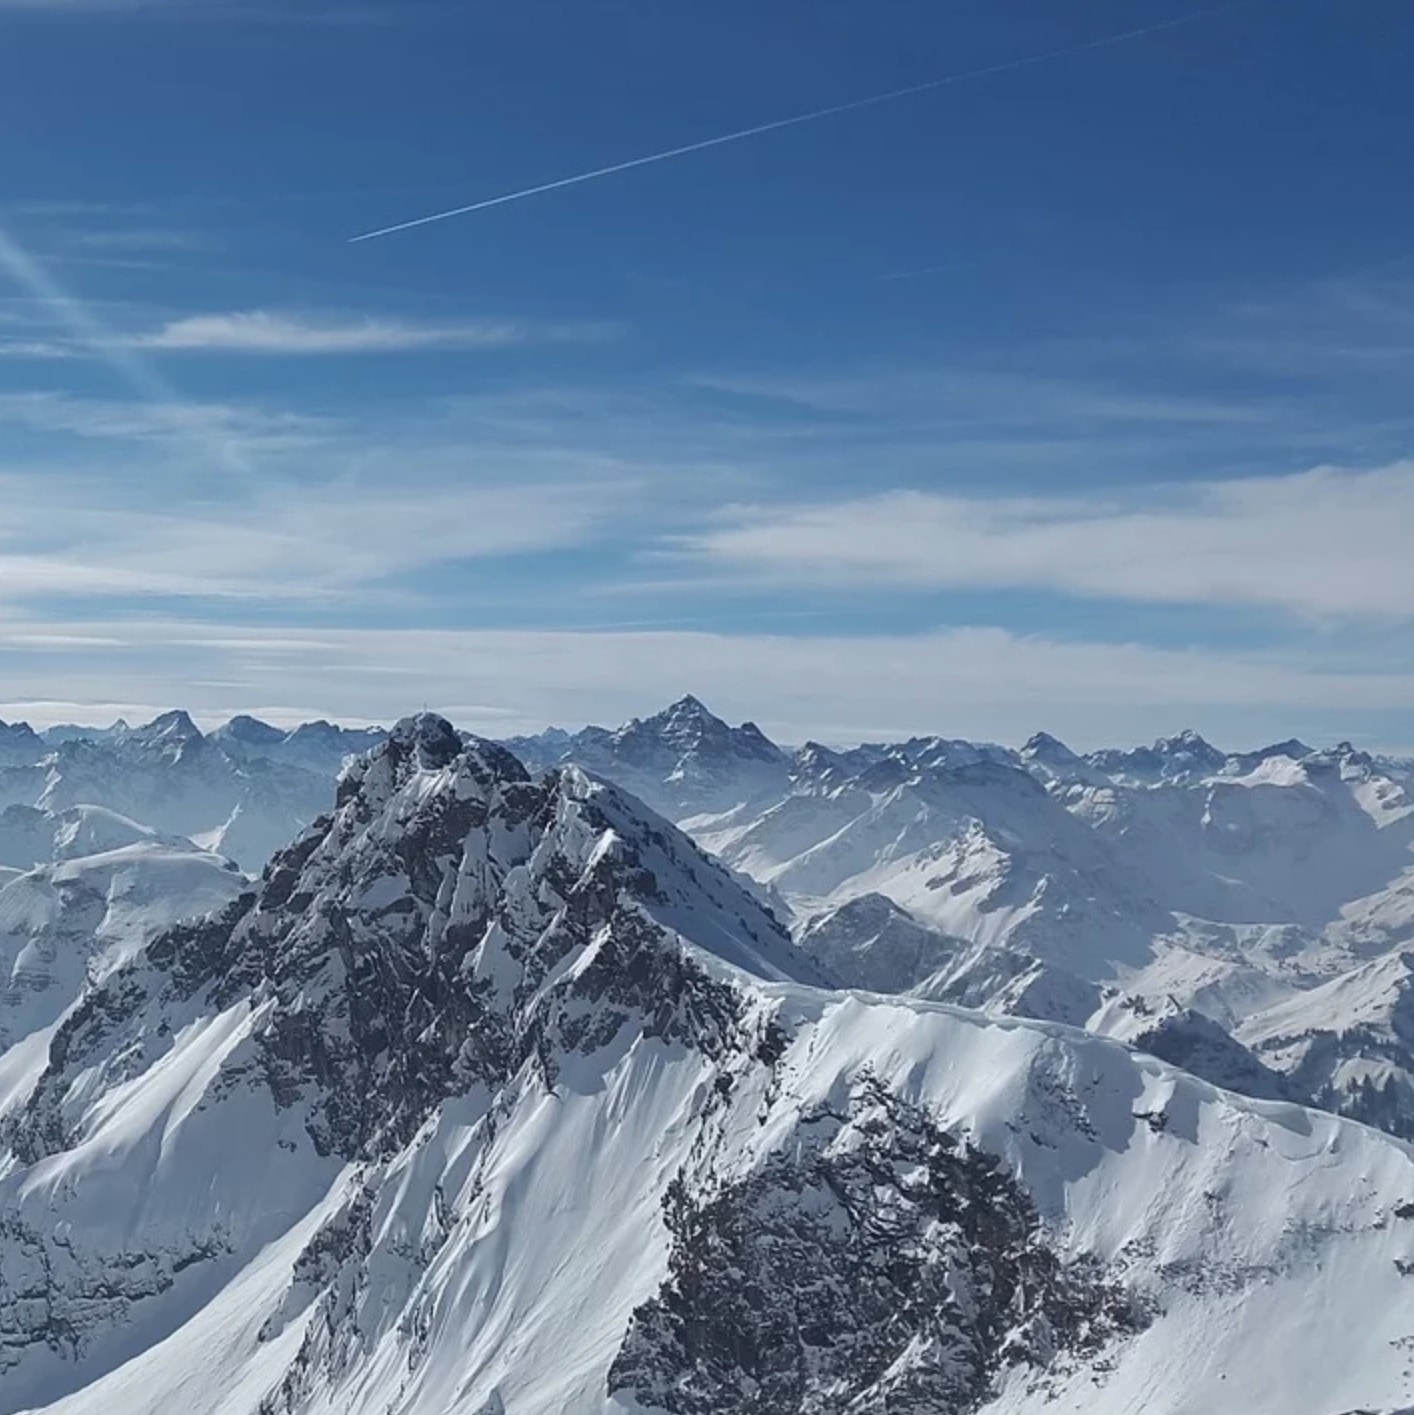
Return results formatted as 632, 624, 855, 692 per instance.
120, 709, 207, 765
1021, 730, 1078, 762
18, 723, 814, 1164
623, 696, 785, 766
138, 708, 204, 742
386, 710, 464, 768
0, 718, 44, 766
1153, 728, 1224, 767
216, 713, 288, 746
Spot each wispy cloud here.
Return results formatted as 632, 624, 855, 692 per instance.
65, 226, 214, 254
7, 308, 614, 356
691, 367, 1273, 428
679, 461, 1414, 621
0, 461, 630, 606
126, 309, 534, 355
0, 305, 615, 359
0, 390, 327, 450
0, 339, 73, 359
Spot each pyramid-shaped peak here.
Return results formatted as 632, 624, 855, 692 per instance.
1022, 731, 1078, 760
659, 693, 719, 723
136, 709, 203, 741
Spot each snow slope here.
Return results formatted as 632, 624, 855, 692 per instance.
6, 718, 1414, 1414
0, 840, 246, 1081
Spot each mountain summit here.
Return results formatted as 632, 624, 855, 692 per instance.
507, 696, 790, 817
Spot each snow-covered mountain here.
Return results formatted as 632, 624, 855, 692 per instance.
507, 694, 791, 818
0, 712, 378, 872
7, 715, 1414, 1415
513, 699, 1414, 1139
0, 841, 244, 1039
1237, 948, 1414, 1137
210, 715, 387, 776
0, 719, 46, 769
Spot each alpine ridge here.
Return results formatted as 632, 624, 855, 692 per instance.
5, 714, 1414, 1414
514, 698, 1414, 1139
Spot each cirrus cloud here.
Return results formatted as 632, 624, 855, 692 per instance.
126, 309, 547, 355
680, 461, 1414, 621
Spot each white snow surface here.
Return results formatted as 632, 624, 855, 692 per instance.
10, 975, 1414, 1415
0, 840, 245, 1053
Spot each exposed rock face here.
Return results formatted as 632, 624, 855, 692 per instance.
797, 893, 967, 994
1240, 951, 1414, 1138
1096, 995, 1299, 1103
611, 1080, 1142, 1415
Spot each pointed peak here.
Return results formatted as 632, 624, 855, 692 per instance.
659, 693, 717, 722
137, 709, 203, 741
1022, 730, 1077, 760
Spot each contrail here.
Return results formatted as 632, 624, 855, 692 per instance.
351, 1, 1252, 243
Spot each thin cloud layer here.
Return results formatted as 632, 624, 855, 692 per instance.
684, 461, 1414, 620
0, 473, 623, 603
128, 310, 547, 355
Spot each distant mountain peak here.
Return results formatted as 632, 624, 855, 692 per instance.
137, 708, 204, 742
215, 713, 286, 745
663, 692, 712, 718
640, 694, 731, 742
1022, 730, 1079, 761
1154, 727, 1222, 757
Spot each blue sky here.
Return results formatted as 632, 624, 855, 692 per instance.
1, 0, 1412, 748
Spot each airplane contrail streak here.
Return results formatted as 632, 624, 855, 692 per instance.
350, 1, 1252, 243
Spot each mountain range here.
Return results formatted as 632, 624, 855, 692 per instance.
0, 712, 384, 872
512, 697, 1414, 1126
4, 701, 1414, 1412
